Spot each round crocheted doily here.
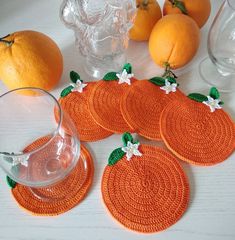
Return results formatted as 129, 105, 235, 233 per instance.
12, 137, 94, 216
102, 145, 189, 233
120, 80, 185, 140
59, 82, 112, 142
88, 80, 135, 134
160, 98, 235, 166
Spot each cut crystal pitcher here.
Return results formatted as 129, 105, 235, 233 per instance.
60, 0, 136, 79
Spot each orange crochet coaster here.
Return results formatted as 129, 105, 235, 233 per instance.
59, 72, 112, 142
11, 137, 94, 216
120, 79, 185, 141
102, 133, 189, 233
88, 64, 136, 134
160, 88, 235, 166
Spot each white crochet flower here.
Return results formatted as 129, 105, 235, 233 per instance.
70, 80, 87, 93
160, 79, 177, 94
203, 96, 222, 112
122, 141, 142, 161
116, 69, 134, 85
12, 154, 29, 167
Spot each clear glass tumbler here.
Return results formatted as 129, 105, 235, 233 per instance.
60, 0, 136, 79
0, 88, 87, 201
199, 0, 235, 92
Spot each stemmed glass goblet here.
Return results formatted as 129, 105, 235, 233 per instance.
0, 88, 88, 203
199, 0, 235, 92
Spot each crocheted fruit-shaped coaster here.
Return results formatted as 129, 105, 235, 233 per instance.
11, 136, 94, 216
88, 64, 136, 134
58, 71, 112, 142
120, 73, 185, 140
160, 87, 235, 166
102, 133, 189, 233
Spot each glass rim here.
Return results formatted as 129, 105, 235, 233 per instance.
0, 87, 63, 157
227, 0, 235, 10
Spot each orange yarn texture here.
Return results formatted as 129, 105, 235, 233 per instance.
160, 98, 235, 166
102, 145, 189, 233
120, 80, 185, 140
88, 80, 135, 133
12, 137, 94, 216
59, 82, 112, 142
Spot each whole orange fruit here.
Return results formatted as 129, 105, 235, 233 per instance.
0, 30, 63, 91
163, 0, 211, 28
149, 14, 200, 69
129, 0, 162, 41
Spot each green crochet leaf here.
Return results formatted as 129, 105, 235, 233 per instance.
123, 63, 132, 74
149, 77, 165, 86
70, 71, 80, 83
6, 176, 17, 189
122, 132, 134, 146
188, 93, 208, 102
174, 0, 187, 14
166, 76, 177, 84
108, 148, 125, 166
219, 101, 224, 105
60, 85, 73, 97
209, 87, 220, 99
103, 72, 118, 81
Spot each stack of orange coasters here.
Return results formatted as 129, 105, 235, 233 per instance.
59, 64, 187, 141
120, 77, 186, 140
11, 136, 94, 216
102, 133, 189, 233
160, 87, 235, 166
88, 64, 136, 134
59, 71, 112, 142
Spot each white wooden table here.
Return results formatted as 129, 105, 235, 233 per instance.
0, 0, 234, 239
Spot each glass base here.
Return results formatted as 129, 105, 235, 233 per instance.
28, 154, 88, 202
199, 57, 235, 93
83, 53, 126, 79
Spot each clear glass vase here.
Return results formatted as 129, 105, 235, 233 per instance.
60, 0, 136, 79
199, 0, 235, 92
